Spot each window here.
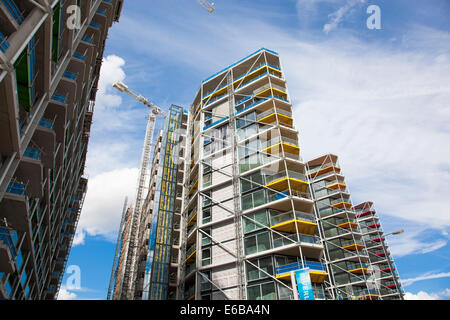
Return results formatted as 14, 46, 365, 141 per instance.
244, 231, 271, 255
240, 171, 264, 193
200, 270, 212, 292
202, 248, 211, 266
202, 207, 211, 224
202, 228, 211, 246
236, 111, 256, 129
243, 210, 268, 234
203, 173, 211, 187
203, 190, 211, 207
246, 256, 273, 282
247, 282, 276, 300
241, 189, 266, 211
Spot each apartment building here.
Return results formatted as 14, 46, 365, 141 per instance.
307, 154, 403, 300
0, 0, 123, 300
354, 201, 404, 299
179, 48, 328, 301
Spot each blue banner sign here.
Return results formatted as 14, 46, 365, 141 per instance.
295, 268, 314, 300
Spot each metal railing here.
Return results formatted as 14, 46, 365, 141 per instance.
269, 210, 315, 226
0, 227, 18, 258
275, 260, 325, 275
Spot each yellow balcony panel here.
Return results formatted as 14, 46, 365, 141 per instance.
308, 165, 341, 178
188, 179, 198, 195
202, 86, 228, 101
327, 183, 346, 190
254, 87, 272, 98
261, 142, 300, 156
309, 270, 328, 283
348, 268, 369, 275
342, 244, 365, 251
337, 222, 358, 230
184, 250, 196, 263
187, 211, 197, 227
332, 202, 352, 209
257, 112, 293, 127
234, 65, 267, 88
268, 66, 283, 76
272, 88, 288, 97
270, 219, 317, 235
275, 270, 328, 283
265, 177, 308, 193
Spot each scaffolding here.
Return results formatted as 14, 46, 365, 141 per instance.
179, 48, 328, 301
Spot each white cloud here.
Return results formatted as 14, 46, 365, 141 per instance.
95, 55, 126, 110
387, 229, 448, 258
76, 167, 138, 243
402, 272, 450, 287
404, 291, 440, 300
89, 4, 450, 254
323, 0, 366, 34
57, 287, 77, 300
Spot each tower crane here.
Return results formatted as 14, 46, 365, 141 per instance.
111, 81, 166, 299
197, 0, 215, 13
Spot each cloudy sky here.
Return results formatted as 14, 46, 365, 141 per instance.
58, 0, 450, 300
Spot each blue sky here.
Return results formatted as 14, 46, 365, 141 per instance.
58, 0, 450, 300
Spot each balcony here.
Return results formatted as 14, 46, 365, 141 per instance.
38, 118, 54, 129
63, 71, 78, 81
270, 210, 316, 235
307, 163, 341, 180
261, 136, 299, 157
51, 93, 67, 104
0, 227, 18, 273
340, 239, 365, 251
347, 262, 369, 275
184, 244, 196, 263
330, 198, 352, 210
257, 107, 293, 127
187, 209, 197, 227
0, 31, 10, 53
355, 210, 376, 219
275, 261, 327, 283
188, 178, 198, 195
2, 0, 24, 24
354, 288, 379, 300
264, 170, 307, 194
6, 181, 25, 196
23, 147, 41, 160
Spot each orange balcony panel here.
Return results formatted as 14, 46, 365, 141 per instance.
332, 202, 352, 209
327, 183, 346, 190
337, 222, 359, 230
270, 219, 317, 235
342, 244, 365, 251
308, 165, 341, 179
348, 268, 369, 275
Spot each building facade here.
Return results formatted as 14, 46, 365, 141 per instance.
0, 0, 123, 300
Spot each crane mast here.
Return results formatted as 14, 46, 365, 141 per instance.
111, 81, 165, 299
197, 0, 215, 13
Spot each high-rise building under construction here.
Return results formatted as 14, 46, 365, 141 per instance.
109, 48, 404, 300
0, 0, 123, 300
